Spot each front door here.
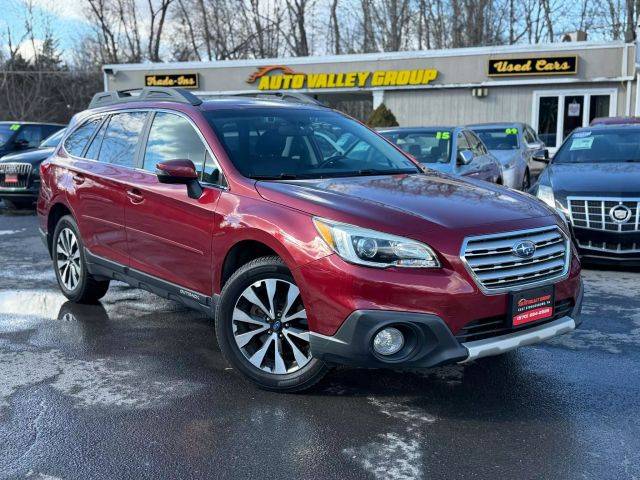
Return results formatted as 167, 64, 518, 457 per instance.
533, 89, 616, 152
125, 111, 224, 296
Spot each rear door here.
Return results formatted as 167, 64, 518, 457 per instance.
65, 111, 147, 265
124, 110, 224, 296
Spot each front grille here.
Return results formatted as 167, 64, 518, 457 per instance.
0, 162, 33, 188
461, 226, 570, 293
576, 239, 640, 254
568, 197, 640, 233
456, 298, 574, 343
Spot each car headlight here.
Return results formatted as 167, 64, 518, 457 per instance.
313, 217, 440, 268
536, 184, 555, 208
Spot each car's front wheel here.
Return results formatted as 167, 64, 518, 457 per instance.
215, 256, 329, 392
52, 215, 110, 303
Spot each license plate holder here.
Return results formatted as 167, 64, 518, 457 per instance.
4, 174, 18, 184
510, 285, 555, 328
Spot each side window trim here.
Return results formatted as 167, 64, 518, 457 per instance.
134, 110, 153, 170
80, 115, 109, 158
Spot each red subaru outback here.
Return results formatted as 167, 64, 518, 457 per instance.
37, 88, 583, 392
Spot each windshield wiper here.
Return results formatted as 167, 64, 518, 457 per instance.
251, 173, 301, 180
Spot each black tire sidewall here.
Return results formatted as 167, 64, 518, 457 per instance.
215, 257, 327, 392
52, 215, 91, 302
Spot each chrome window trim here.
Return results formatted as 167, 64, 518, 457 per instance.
567, 195, 640, 233
59, 107, 228, 191
459, 225, 571, 295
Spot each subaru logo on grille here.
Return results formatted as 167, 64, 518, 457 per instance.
609, 205, 632, 224
512, 240, 536, 258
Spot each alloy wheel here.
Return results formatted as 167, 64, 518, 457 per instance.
232, 278, 311, 374
56, 227, 82, 291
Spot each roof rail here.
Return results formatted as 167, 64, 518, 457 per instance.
89, 87, 203, 109
224, 91, 325, 106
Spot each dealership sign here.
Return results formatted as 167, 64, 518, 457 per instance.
247, 65, 439, 90
488, 56, 578, 76
145, 73, 199, 88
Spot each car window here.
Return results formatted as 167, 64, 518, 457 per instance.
143, 112, 206, 171
457, 131, 470, 153
15, 125, 43, 147
381, 131, 451, 164
524, 126, 536, 144
465, 131, 487, 156
205, 108, 418, 179
554, 129, 640, 163
40, 128, 66, 148
97, 112, 147, 167
473, 128, 518, 150
85, 118, 108, 160
64, 118, 103, 157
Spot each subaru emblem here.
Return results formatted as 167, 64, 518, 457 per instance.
512, 240, 536, 259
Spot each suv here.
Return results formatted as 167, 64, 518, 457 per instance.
0, 122, 65, 158
38, 88, 583, 392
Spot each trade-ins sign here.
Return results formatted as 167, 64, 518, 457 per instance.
247, 65, 439, 90
488, 56, 578, 76
145, 73, 199, 88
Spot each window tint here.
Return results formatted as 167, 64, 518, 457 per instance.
64, 118, 102, 157
16, 125, 43, 147
457, 132, 470, 152
143, 112, 206, 171
98, 112, 147, 167
465, 131, 486, 156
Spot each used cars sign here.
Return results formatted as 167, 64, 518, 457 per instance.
488, 56, 578, 76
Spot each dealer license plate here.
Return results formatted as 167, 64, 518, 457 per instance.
4, 174, 18, 184
510, 285, 555, 327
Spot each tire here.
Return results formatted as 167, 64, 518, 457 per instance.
52, 215, 110, 303
215, 256, 329, 392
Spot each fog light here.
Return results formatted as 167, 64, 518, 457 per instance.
372, 327, 404, 356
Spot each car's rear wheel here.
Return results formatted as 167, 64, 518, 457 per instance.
215, 256, 329, 392
52, 215, 110, 303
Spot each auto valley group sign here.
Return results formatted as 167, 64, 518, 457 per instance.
246, 65, 439, 90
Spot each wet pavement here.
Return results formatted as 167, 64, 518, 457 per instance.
1, 205, 639, 480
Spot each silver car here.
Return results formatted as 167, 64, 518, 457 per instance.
468, 122, 546, 190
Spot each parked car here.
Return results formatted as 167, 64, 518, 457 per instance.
379, 127, 502, 185
0, 128, 66, 210
38, 88, 582, 392
533, 124, 640, 265
0, 122, 64, 159
468, 122, 546, 190
590, 116, 640, 126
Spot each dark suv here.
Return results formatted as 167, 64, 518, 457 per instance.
38, 88, 583, 392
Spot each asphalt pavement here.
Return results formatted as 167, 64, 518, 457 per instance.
1, 204, 639, 480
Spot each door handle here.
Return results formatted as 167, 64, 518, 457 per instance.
72, 173, 85, 185
126, 188, 144, 204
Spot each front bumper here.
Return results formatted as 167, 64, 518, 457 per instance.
310, 279, 583, 368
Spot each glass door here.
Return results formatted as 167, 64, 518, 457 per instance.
533, 89, 616, 151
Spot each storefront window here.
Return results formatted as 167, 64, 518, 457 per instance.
537, 97, 558, 147
563, 95, 584, 139
589, 95, 610, 123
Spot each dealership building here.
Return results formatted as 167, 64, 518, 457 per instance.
104, 40, 637, 152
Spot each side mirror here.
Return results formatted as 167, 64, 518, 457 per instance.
156, 159, 202, 199
532, 149, 550, 163
457, 149, 474, 165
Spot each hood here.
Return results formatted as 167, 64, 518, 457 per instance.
0, 147, 54, 165
489, 149, 520, 166
256, 173, 551, 232
549, 162, 640, 198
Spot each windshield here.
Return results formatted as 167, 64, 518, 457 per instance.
40, 128, 66, 148
554, 129, 640, 163
473, 128, 519, 150
204, 108, 419, 179
380, 130, 451, 164
0, 124, 19, 148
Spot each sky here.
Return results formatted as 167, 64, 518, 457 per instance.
1, 0, 91, 61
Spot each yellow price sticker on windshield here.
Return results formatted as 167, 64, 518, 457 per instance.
436, 131, 450, 140
505, 128, 518, 135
